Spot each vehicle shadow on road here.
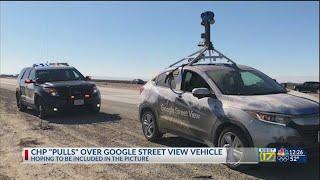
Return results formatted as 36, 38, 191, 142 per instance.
46, 112, 121, 125
155, 136, 319, 179
22, 109, 121, 125
156, 136, 207, 147
238, 161, 319, 180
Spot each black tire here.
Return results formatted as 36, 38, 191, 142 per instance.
217, 126, 253, 170
37, 99, 48, 120
90, 106, 100, 114
17, 94, 27, 111
141, 110, 163, 142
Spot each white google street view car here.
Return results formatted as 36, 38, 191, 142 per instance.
138, 11, 319, 168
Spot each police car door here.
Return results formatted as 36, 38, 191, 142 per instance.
20, 68, 31, 103
180, 70, 217, 141
25, 69, 36, 105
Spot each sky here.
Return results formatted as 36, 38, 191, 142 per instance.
0, 1, 319, 82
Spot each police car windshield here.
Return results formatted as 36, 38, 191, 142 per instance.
36, 68, 85, 82
206, 69, 287, 95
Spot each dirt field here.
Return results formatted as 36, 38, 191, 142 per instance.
0, 83, 319, 179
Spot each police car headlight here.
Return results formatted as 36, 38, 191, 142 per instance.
93, 85, 99, 94
246, 111, 292, 126
44, 88, 59, 96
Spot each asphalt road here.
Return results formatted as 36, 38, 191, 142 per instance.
0, 78, 319, 180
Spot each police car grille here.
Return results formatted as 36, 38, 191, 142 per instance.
55, 86, 92, 99
70, 86, 92, 98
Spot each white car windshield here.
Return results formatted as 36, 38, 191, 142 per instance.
206, 69, 287, 95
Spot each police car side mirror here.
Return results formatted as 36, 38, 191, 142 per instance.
192, 88, 213, 99
85, 76, 91, 81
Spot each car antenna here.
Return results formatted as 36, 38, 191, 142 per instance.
168, 11, 237, 68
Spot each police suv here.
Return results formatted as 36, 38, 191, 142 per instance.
16, 63, 101, 119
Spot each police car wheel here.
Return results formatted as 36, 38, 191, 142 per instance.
90, 107, 100, 114
17, 95, 26, 111
141, 110, 162, 141
38, 100, 48, 120
218, 126, 251, 170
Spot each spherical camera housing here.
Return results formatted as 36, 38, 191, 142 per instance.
201, 11, 215, 25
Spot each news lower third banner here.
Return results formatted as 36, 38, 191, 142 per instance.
22, 147, 308, 164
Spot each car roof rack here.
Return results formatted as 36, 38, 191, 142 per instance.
168, 11, 237, 68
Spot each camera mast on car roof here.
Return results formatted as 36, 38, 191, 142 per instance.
169, 11, 236, 68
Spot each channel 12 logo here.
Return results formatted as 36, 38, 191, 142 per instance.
277, 148, 307, 163
258, 148, 276, 162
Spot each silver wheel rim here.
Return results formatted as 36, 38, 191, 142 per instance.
220, 132, 244, 164
142, 113, 155, 138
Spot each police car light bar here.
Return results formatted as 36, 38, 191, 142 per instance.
33, 62, 69, 68
49, 62, 69, 66
33, 63, 48, 67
